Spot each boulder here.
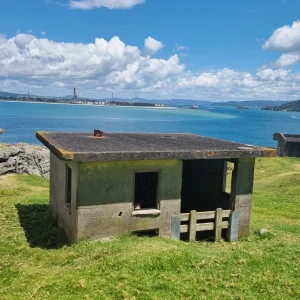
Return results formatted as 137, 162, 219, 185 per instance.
257, 228, 273, 239
0, 128, 4, 134
0, 143, 50, 178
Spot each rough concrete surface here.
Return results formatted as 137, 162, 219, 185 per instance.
0, 143, 50, 178
36, 131, 277, 162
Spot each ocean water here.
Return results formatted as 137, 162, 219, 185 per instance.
1, 101, 300, 147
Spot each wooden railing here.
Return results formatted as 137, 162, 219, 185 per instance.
171, 208, 240, 242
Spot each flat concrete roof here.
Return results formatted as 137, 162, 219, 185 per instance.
36, 131, 276, 162
273, 132, 300, 143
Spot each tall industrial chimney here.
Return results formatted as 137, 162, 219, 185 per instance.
73, 88, 78, 100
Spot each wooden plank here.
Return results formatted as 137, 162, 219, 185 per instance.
196, 221, 229, 232
181, 210, 230, 221
189, 210, 197, 242
180, 224, 188, 233
196, 222, 214, 231
180, 213, 190, 222
183, 221, 229, 233
197, 211, 215, 219
214, 208, 223, 241
226, 211, 240, 242
197, 210, 230, 219
221, 210, 231, 218
171, 215, 181, 240
222, 221, 229, 229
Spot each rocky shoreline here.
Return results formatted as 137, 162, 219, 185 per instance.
0, 143, 50, 178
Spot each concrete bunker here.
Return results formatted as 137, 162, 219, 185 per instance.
273, 132, 300, 157
36, 131, 276, 243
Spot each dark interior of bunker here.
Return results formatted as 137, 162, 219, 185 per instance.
134, 171, 158, 209
181, 159, 231, 213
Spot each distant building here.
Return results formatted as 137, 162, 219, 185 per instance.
273, 133, 300, 157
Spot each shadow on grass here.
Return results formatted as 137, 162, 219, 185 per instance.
15, 204, 70, 249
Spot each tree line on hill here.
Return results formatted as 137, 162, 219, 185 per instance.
262, 99, 300, 112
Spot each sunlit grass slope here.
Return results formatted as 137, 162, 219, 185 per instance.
0, 157, 300, 299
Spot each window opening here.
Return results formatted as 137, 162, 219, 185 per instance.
65, 165, 72, 211
134, 172, 158, 209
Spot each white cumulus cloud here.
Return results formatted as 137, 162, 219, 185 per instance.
263, 20, 300, 68
275, 53, 300, 67
1, 33, 300, 100
144, 36, 164, 55
70, 0, 144, 10
263, 21, 300, 51
256, 68, 290, 81
178, 69, 258, 89
173, 67, 300, 101
0, 34, 183, 97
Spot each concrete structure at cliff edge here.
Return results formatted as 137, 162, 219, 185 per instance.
37, 131, 276, 243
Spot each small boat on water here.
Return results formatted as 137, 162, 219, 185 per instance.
190, 104, 198, 109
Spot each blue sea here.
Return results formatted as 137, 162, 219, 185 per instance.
1, 101, 300, 147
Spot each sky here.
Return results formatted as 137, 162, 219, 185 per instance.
1, 0, 300, 101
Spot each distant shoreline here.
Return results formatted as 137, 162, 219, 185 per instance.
0, 99, 177, 109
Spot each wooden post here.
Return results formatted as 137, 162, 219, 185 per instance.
214, 208, 223, 242
171, 215, 181, 240
189, 210, 197, 242
226, 211, 240, 242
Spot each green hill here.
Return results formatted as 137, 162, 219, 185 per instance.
1, 158, 300, 299
214, 100, 289, 108
263, 99, 300, 112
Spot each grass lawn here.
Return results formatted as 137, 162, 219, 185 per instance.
0, 157, 300, 299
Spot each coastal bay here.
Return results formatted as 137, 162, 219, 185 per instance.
1, 101, 300, 147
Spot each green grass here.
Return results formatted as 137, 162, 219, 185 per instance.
1, 159, 300, 299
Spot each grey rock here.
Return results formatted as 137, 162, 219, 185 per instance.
0, 128, 4, 134
257, 228, 272, 239
0, 143, 50, 178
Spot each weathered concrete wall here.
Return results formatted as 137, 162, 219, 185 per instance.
0, 143, 50, 178
230, 158, 255, 236
278, 141, 300, 157
48, 155, 255, 242
181, 159, 228, 213
76, 160, 182, 240
50, 153, 78, 242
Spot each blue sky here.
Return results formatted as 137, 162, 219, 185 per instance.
1, 0, 300, 100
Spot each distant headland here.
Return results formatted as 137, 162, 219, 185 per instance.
262, 99, 300, 112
